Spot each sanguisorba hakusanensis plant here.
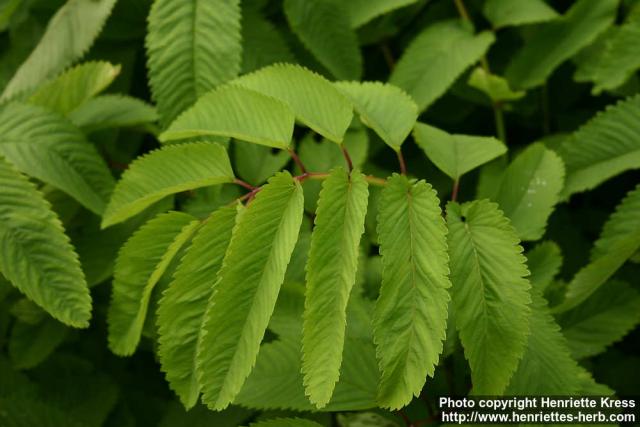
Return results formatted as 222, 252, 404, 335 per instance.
0, 0, 639, 425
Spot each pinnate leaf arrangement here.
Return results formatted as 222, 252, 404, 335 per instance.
0, 0, 639, 425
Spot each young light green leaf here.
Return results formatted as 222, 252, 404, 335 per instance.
0, 103, 115, 215
559, 280, 640, 359
68, 95, 159, 132
102, 142, 234, 228
233, 64, 353, 143
345, 0, 417, 28
108, 211, 199, 356
0, 157, 91, 328
247, 419, 323, 427
160, 85, 294, 147
197, 172, 304, 410
284, 0, 362, 80
413, 122, 506, 180
493, 143, 565, 241
483, 0, 559, 29
1, 0, 117, 100
147, 0, 242, 125
157, 205, 238, 409
467, 67, 525, 103
505, 0, 618, 89
505, 288, 582, 395
390, 20, 494, 112
558, 95, 640, 198
334, 81, 418, 151
591, 184, 640, 261
302, 167, 368, 408
447, 200, 531, 394
526, 241, 562, 291
374, 174, 450, 409
28, 61, 120, 114
574, 20, 640, 94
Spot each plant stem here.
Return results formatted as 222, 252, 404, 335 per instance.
340, 144, 354, 172
453, 0, 471, 22
541, 84, 551, 135
451, 178, 460, 201
494, 102, 506, 143
381, 42, 395, 70
397, 149, 407, 175
287, 147, 306, 173
233, 178, 256, 191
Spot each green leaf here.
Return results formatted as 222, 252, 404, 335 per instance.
558, 95, 640, 198
234, 142, 291, 186
334, 81, 418, 151
505, 288, 582, 395
147, 0, 242, 125
559, 280, 640, 359
1, 0, 117, 99
483, 0, 559, 29
159, 402, 251, 427
0, 156, 91, 328
0, 103, 115, 215
390, 20, 494, 112
345, 0, 417, 28
302, 167, 368, 408
102, 142, 234, 228
28, 61, 120, 114
248, 419, 323, 427
284, 0, 362, 80
232, 64, 353, 143
157, 205, 238, 409
591, 183, 640, 261
505, 0, 618, 89
160, 85, 295, 148
413, 122, 506, 180
108, 211, 199, 356
241, 11, 294, 74
197, 172, 304, 410
574, 19, 640, 94
374, 174, 450, 409
9, 317, 68, 369
492, 143, 565, 241
526, 241, 562, 291
68, 95, 159, 132
467, 67, 525, 102
447, 200, 531, 394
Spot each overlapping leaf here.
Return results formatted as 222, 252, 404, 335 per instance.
108, 211, 199, 355
241, 11, 294, 74
157, 205, 239, 409
197, 172, 304, 410
374, 174, 450, 409
232, 64, 353, 143
413, 122, 506, 180
345, 0, 417, 28
467, 67, 525, 102
558, 95, 640, 197
447, 200, 531, 394
526, 241, 562, 291
483, 0, 559, 29
0, 103, 115, 215
147, 0, 242, 125
69, 95, 158, 132
302, 167, 368, 408
1, 0, 117, 99
334, 81, 418, 151
0, 157, 91, 328
390, 20, 494, 112
284, 0, 362, 80
102, 142, 234, 228
9, 317, 68, 369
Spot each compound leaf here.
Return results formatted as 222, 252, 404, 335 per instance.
102, 142, 234, 228
0, 157, 91, 328
374, 174, 450, 409
447, 200, 531, 394
302, 167, 368, 408
197, 172, 304, 410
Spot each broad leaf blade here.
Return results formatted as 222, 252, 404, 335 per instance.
157, 205, 239, 409
147, 0, 242, 125
102, 142, 234, 228
483, 0, 559, 29
197, 171, 304, 410
334, 81, 418, 151
0, 157, 91, 328
447, 200, 531, 394
374, 174, 450, 409
302, 167, 368, 408
413, 122, 506, 180
108, 211, 199, 355
69, 95, 159, 132
526, 241, 562, 291
346, 0, 417, 28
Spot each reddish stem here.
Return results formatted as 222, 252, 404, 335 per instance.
341, 144, 353, 172
288, 148, 306, 174
451, 179, 460, 201
397, 150, 407, 175
234, 178, 257, 191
